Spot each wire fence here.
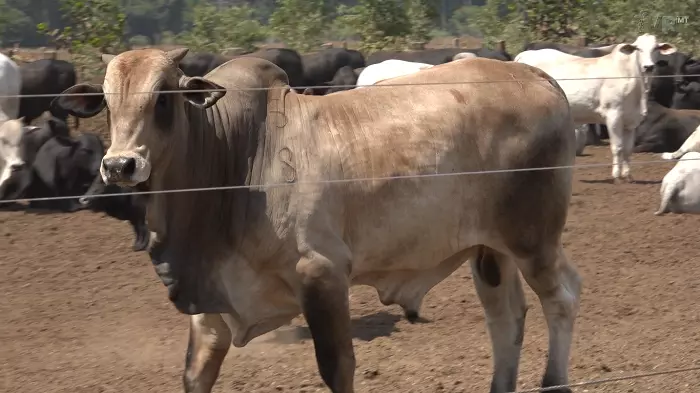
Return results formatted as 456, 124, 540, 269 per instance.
3, 72, 700, 98
0, 156, 693, 205
0, 71, 698, 203
511, 365, 700, 392
3, 70, 700, 390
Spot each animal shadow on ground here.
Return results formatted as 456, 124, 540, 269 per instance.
20, 202, 88, 215
0, 202, 27, 212
266, 311, 409, 345
580, 179, 662, 185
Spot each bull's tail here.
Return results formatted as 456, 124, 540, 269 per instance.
73, 115, 80, 130
655, 181, 676, 215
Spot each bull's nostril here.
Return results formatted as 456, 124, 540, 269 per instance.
9, 163, 24, 172
123, 158, 136, 177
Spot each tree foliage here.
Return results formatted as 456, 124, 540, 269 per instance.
36, 0, 126, 53
268, 0, 326, 53
177, 2, 266, 52
0, 0, 694, 59
333, 0, 436, 53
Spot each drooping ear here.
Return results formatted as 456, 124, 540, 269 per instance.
47, 116, 70, 137
101, 53, 116, 65
51, 83, 106, 118
618, 44, 638, 55
658, 43, 677, 55
167, 48, 190, 64
178, 75, 225, 109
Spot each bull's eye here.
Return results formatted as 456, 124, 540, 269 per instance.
156, 94, 167, 107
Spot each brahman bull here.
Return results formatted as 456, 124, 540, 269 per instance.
53, 48, 581, 393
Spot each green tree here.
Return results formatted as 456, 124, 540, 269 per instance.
334, 0, 412, 53
178, 3, 267, 52
37, 0, 126, 53
0, 0, 31, 46
406, 0, 437, 43
268, 0, 326, 52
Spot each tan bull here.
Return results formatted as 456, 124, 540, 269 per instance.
53, 48, 581, 393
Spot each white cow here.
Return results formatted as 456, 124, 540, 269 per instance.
0, 52, 21, 122
661, 124, 700, 160
655, 151, 700, 215
515, 34, 677, 182
0, 119, 26, 194
453, 52, 478, 61
356, 59, 433, 88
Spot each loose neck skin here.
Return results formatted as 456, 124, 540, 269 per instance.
147, 101, 252, 262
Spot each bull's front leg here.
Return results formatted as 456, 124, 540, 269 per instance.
297, 252, 355, 393
182, 314, 232, 393
620, 126, 637, 183
604, 112, 625, 183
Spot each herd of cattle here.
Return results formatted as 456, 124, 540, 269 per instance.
2, 33, 700, 393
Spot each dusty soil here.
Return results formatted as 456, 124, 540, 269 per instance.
3, 145, 700, 393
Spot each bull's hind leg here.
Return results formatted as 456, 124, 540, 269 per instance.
182, 314, 232, 393
470, 247, 528, 393
517, 245, 581, 393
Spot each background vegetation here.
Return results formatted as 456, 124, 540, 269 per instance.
0, 0, 696, 63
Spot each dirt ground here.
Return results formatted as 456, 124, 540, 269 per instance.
3, 143, 700, 393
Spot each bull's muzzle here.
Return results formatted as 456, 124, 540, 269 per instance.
100, 152, 150, 186
102, 156, 136, 184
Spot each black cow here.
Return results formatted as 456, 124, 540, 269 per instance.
16, 127, 149, 251
634, 100, 700, 153
647, 51, 697, 108
521, 42, 614, 58
673, 81, 700, 110
178, 48, 305, 89
23, 132, 105, 213
241, 48, 305, 88
79, 175, 150, 251
324, 66, 359, 94
301, 48, 365, 95
0, 117, 70, 203
366, 47, 511, 66
19, 59, 79, 128
178, 52, 228, 77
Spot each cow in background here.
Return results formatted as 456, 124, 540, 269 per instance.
515, 34, 678, 182
0, 52, 21, 122
20, 59, 79, 129
301, 48, 365, 95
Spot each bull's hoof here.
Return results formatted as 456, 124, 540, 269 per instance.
654, 210, 666, 216
404, 310, 419, 323
613, 178, 624, 185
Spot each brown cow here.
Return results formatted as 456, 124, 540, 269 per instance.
52, 48, 581, 393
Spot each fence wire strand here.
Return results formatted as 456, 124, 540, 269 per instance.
0, 156, 693, 205
2, 66, 700, 389
1, 72, 699, 98
511, 364, 700, 392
